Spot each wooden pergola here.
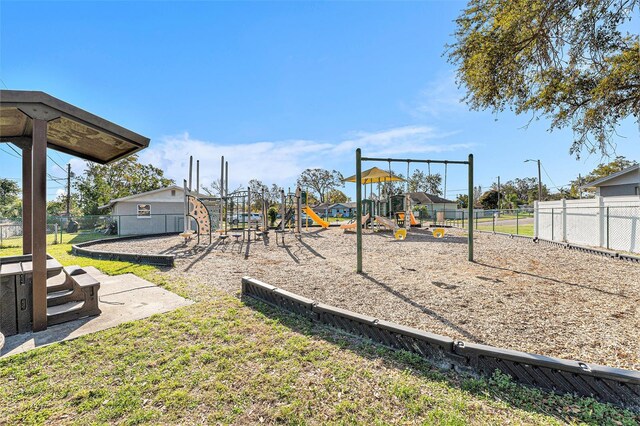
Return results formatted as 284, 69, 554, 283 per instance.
0, 90, 150, 331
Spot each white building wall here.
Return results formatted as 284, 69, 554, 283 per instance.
535, 196, 640, 253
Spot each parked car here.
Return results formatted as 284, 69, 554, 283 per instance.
228, 213, 261, 225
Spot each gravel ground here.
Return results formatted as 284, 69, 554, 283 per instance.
91, 227, 640, 371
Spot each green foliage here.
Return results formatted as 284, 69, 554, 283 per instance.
408, 170, 443, 195
456, 194, 468, 208
0, 178, 21, 218
296, 169, 344, 203
479, 190, 499, 209
569, 156, 638, 198
448, 0, 639, 157
326, 189, 349, 203
267, 206, 278, 226
74, 155, 174, 215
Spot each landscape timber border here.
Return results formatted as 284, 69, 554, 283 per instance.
241, 276, 640, 410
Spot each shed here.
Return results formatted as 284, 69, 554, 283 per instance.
588, 164, 640, 197
408, 192, 458, 219
100, 186, 188, 235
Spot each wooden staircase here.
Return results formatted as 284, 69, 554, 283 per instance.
46, 266, 101, 326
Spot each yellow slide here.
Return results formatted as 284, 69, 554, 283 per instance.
303, 206, 330, 228
340, 213, 370, 230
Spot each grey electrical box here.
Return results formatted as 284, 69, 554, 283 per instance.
0, 256, 33, 336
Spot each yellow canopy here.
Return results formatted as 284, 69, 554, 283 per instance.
343, 167, 405, 184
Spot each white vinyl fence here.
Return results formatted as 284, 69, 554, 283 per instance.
535, 196, 640, 253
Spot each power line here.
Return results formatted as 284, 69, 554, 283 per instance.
7, 144, 21, 157
47, 154, 67, 174
0, 146, 20, 159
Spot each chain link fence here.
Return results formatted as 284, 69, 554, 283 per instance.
0, 214, 185, 249
536, 204, 640, 254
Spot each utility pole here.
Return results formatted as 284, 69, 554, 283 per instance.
578, 174, 582, 199
537, 160, 542, 202
525, 159, 543, 202
66, 163, 71, 216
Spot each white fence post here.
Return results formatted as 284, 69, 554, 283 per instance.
597, 196, 605, 247
534, 200, 539, 239
561, 199, 567, 242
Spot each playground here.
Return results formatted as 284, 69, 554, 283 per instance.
91, 225, 640, 371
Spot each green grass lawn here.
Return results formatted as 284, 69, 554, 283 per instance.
1, 240, 637, 424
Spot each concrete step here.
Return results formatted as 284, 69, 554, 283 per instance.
46, 289, 75, 307
47, 301, 84, 317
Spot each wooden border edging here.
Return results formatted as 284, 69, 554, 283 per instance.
72, 233, 177, 267
241, 276, 640, 409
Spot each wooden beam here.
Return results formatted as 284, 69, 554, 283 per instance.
31, 118, 48, 332
22, 145, 32, 254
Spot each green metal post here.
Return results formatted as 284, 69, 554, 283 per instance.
356, 148, 363, 273
492, 212, 495, 232
468, 154, 474, 261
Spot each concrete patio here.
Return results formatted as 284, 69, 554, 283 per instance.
1, 267, 192, 358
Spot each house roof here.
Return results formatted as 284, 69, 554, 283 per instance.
408, 192, 455, 204
99, 185, 184, 209
0, 90, 150, 164
587, 164, 640, 187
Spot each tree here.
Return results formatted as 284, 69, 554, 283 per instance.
456, 194, 469, 208
74, 155, 174, 215
326, 189, 349, 204
407, 170, 443, 195
248, 179, 269, 211
296, 169, 344, 203
568, 155, 637, 197
479, 190, 500, 209
448, 0, 640, 158
0, 178, 21, 218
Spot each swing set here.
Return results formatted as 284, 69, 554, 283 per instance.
354, 148, 474, 273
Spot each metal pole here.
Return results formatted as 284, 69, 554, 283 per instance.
196, 160, 200, 194
356, 148, 363, 273
468, 154, 474, 261
225, 161, 229, 234
188, 155, 193, 191
537, 160, 542, 202
516, 210, 519, 235
183, 180, 189, 233
497, 175, 500, 214
66, 163, 72, 216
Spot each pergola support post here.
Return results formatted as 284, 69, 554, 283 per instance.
22, 144, 33, 254
32, 118, 48, 332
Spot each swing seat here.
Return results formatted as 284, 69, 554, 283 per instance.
394, 228, 407, 240
432, 228, 445, 238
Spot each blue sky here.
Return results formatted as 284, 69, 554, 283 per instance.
1, 1, 638, 202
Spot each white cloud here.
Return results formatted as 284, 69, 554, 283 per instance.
139, 125, 474, 191
411, 73, 468, 118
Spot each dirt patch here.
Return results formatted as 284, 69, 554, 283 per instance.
92, 227, 640, 370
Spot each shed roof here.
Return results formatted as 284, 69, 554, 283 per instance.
408, 192, 455, 204
587, 164, 640, 187
98, 185, 184, 209
0, 90, 150, 164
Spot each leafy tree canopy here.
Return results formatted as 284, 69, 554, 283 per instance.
296, 169, 344, 203
407, 170, 443, 195
0, 178, 21, 218
568, 155, 637, 197
448, 0, 639, 157
326, 189, 350, 204
74, 155, 174, 215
